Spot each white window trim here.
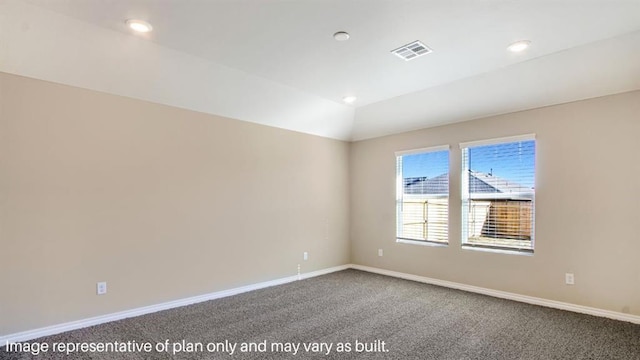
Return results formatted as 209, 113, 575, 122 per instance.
397, 238, 448, 247
395, 144, 450, 245
461, 245, 534, 256
460, 135, 536, 255
459, 134, 535, 149
396, 144, 450, 157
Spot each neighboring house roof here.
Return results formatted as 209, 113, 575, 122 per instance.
469, 171, 534, 195
404, 171, 534, 196
404, 173, 449, 195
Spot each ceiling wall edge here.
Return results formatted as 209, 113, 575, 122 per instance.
350, 88, 640, 142
352, 30, 640, 141
0, 1, 355, 141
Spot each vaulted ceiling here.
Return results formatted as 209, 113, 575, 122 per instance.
2, 0, 640, 140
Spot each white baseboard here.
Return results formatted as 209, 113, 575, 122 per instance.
350, 264, 640, 325
3, 263, 638, 344
0, 264, 350, 344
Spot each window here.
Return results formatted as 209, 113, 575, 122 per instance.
460, 135, 536, 253
396, 146, 449, 244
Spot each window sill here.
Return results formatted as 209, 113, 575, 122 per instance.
396, 238, 448, 247
462, 244, 533, 256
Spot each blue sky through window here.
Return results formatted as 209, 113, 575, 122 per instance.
402, 150, 449, 179
402, 141, 535, 188
467, 141, 535, 188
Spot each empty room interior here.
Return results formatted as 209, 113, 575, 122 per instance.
2, 0, 640, 358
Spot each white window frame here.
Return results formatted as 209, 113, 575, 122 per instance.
460, 134, 536, 254
395, 145, 450, 246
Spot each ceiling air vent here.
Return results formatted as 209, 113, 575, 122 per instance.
391, 40, 432, 61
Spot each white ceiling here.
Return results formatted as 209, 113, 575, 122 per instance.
3, 0, 640, 140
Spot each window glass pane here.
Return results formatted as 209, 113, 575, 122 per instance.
397, 149, 449, 244
462, 139, 535, 252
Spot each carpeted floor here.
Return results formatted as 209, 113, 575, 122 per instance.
2, 269, 639, 359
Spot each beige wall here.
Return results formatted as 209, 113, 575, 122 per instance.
0, 72, 350, 335
350, 90, 640, 316
2, 70, 639, 337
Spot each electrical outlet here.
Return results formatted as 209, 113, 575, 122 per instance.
97, 282, 107, 295
303, 252, 308, 261
565, 273, 574, 285
378, 249, 383, 257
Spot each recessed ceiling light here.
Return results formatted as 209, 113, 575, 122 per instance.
126, 19, 153, 33
508, 40, 531, 52
334, 31, 350, 41
343, 96, 357, 104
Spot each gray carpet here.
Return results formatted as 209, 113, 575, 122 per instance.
2, 269, 639, 359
